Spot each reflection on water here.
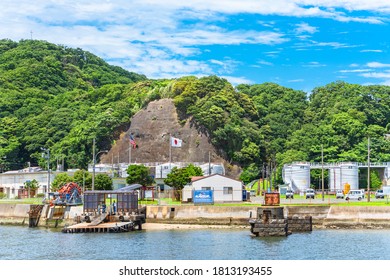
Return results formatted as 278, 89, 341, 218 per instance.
1, 225, 390, 260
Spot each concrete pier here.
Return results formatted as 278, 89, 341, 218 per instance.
62, 221, 139, 233
2, 204, 390, 229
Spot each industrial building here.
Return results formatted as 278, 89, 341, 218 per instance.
283, 162, 390, 192
182, 174, 243, 203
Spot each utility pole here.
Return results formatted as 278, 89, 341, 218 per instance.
262, 163, 265, 193
208, 150, 211, 176
128, 139, 132, 164
367, 137, 371, 202
47, 149, 50, 196
41, 148, 50, 198
92, 138, 96, 191
270, 161, 273, 192
92, 138, 108, 191
321, 144, 324, 201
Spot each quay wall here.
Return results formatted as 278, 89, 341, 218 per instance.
1, 204, 390, 228
144, 205, 390, 228
0, 204, 30, 225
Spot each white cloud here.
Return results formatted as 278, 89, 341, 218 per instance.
208, 58, 239, 74
220, 76, 253, 85
264, 51, 281, 58
360, 49, 383, 53
134, 0, 389, 22
293, 39, 357, 50
314, 41, 356, 49
295, 22, 318, 34
288, 79, 304, 83
257, 21, 276, 28
118, 57, 213, 79
339, 69, 371, 73
1, 0, 388, 86
367, 62, 390, 68
257, 60, 274, 66
360, 71, 390, 79
302, 61, 327, 67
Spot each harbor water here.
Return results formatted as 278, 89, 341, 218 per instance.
2, 225, 390, 260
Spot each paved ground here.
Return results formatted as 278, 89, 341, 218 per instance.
249, 194, 388, 205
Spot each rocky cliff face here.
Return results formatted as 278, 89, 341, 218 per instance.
100, 99, 241, 178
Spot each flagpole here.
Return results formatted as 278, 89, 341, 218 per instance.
128, 140, 131, 164
169, 133, 172, 169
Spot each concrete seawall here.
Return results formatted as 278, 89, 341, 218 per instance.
0, 204, 30, 225
1, 204, 390, 228
145, 205, 257, 225
144, 205, 390, 228
0, 204, 83, 227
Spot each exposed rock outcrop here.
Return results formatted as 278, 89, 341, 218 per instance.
100, 99, 241, 178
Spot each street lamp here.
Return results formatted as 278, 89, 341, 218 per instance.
321, 144, 324, 201
0, 156, 6, 173
41, 147, 50, 198
92, 138, 108, 191
367, 137, 371, 202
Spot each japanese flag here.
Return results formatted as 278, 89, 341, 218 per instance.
171, 137, 182, 147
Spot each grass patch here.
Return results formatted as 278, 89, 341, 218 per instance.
331, 201, 390, 206
0, 198, 43, 204
213, 203, 262, 207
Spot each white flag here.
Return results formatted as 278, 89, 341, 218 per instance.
171, 136, 182, 147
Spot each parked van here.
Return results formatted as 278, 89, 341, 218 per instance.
345, 190, 364, 201
305, 189, 315, 199
336, 190, 344, 199
285, 189, 294, 199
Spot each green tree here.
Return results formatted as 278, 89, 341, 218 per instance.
24, 179, 40, 197
51, 173, 73, 191
24, 179, 40, 190
72, 169, 92, 190
164, 164, 203, 200
126, 165, 154, 186
94, 173, 113, 190
370, 170, 382, 191
239, 163, 260, 184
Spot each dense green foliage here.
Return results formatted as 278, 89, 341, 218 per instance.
50, 170, 107, 191
94, 173, 113, 191
164, 164, 203, 200
126, 165, 155, 186
173, 77, 390, 184
72, 170, 92, 189
51, 173, 73, 191
24, 179, 40, 190
164, 164, 203, 191
1, 39, 390, 187
0, 39, 149, 170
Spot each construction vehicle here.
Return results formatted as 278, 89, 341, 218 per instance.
47, 182, 83, 206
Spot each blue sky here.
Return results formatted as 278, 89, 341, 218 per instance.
1, 0, 390, 92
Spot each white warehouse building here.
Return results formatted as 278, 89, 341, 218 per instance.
182, 174, 243, 203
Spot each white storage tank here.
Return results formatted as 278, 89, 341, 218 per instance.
329, 163, 359, 190
155, 163, 179, 179
282, 164, 292, 185
340, 163, 359, 190
282, 163, 310, 192
385, 165, 390, 185
199, 163, 225, 176
329, 167, 341, 191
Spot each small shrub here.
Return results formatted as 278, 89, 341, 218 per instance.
179, 119, 186, 126
0, 192, 7, 199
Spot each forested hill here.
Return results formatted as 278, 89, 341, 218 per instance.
1, 39, 390, 184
